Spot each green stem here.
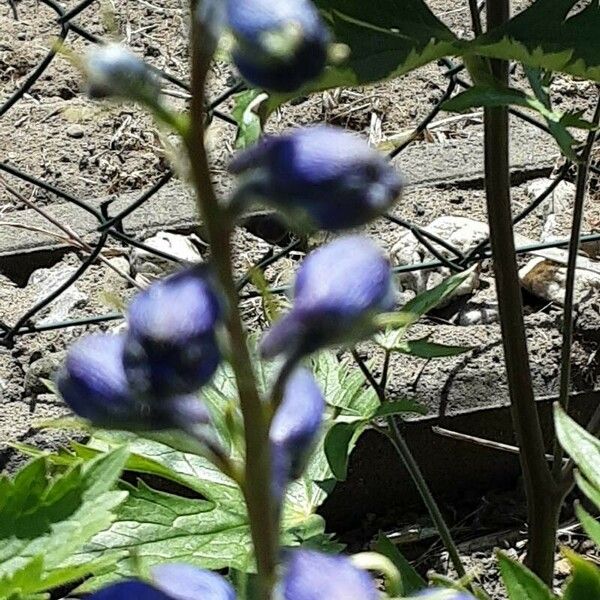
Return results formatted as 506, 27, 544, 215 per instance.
484, 0, 558, 583
553, 94, 600, 481
187, 12, 277, 600
351, 351, 468, 582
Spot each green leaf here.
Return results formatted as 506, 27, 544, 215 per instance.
311, 0, 460, 89
391, 336, 472, 358
497, 551, 556, 600
575, 503, 600, 548
231, 89, 266, 150
574, 471, 600, 511
555, 405, 600, 493
374, 533, 426, 595
373, 400, 428, 417
0, 448, 128, 598
468, 0, 600, 83
563, 548, 600, 600
324, 420, 368, 480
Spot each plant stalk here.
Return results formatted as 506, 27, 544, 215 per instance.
187, 11, 277, 599
553, 94, 600, 481
484, 0, 558, 583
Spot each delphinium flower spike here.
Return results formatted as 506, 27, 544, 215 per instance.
225, 0, 330, 92
123, 266, 222, 398
280, 549, 379, 600
261, 235, 395, 361
230, 125, 403, 231
269, 368, 324, 501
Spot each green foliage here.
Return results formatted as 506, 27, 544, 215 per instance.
231, 89, 266, 150
374, 533, 426, 596
562, 549, 600, 600
0, 448, 128, 600
497, 551, 557, 600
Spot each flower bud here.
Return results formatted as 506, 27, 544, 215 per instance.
225, 0, 330, 92
89, 581, 171, 600
57, 334, 209, 430
152, 564, 236, 600
261, 236, 395, 359
85, 43, 160, 103
270, 368, 324, 499
123, 267, 222, 398
230, 126, 403, 231
281, 550, 378, 600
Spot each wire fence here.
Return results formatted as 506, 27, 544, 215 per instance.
1, 0, 600, 350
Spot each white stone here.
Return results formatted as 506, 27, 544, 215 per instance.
130, 231, 204, 284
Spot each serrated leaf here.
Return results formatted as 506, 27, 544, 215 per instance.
563, 548, 600, 600
468, 0, 600, 83
312, 0, 460, 88
497, 551, 557, 600
374, 533, 426, 596
0, 449, 128, 598
391, 336, 472, 358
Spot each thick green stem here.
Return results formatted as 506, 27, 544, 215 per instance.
187, 13, 277, 600
485, 0, 558, 583
553, 95, 600, 481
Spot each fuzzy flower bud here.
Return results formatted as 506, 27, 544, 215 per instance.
89, 564, 235, 600
85, 43, 160, 103
57, 334, 209, 431
225, 0, 330, 92
230, 126, 403, 231
281, 550, 379, 600
261, 236, 395, 359
123, 267, 222, 398
270, 368, 324, 500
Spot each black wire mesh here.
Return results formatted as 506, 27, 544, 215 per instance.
1, 0, 599, 349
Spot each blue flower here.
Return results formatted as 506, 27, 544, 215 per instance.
123, 267, 222, 398
57, 333, 209, 430
261, 236, 395, 359
281, 550, 378, 600
152, 564, 236, 599
225, 0, 329, 92
416, 591, 475, 599
85, 44, 160, 102
230, 126, 403, 231
88, 565, 236, 600
270, 368, 324, 499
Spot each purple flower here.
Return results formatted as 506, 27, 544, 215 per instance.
57, 333, 209, 430
281, 550, 378, 600
226, 0, 329, 92
85, 44, 159, 102
89, 581, 170, 600
261, 236, 395, 359
270, 368, 324, 499
88, 565, 236, 600
152, 564, 236, 600
230, 126, 403, 231
417, 591, 474, 599
123, 267, 222, 398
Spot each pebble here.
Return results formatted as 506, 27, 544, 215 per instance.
66, 124, 84, 139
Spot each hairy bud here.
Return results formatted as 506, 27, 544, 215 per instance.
261, 236, 395, 359
281, 550, 379, 600
57, 334, 209, 430
226, 0, 330, 92
270, 368, 324, 499
230, 126, 403, 231
85, 43, 160, 103
123, 267, 222, 398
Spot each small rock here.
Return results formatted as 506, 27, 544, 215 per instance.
66, 124, 84, 139
391, 216, 485, 300
519, 253, 600, 305
526, 178, 574, 218
457, 304, 499, 326
24, 352, 66, 399
28, 262, 88, 326
130, 231, 204, 285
